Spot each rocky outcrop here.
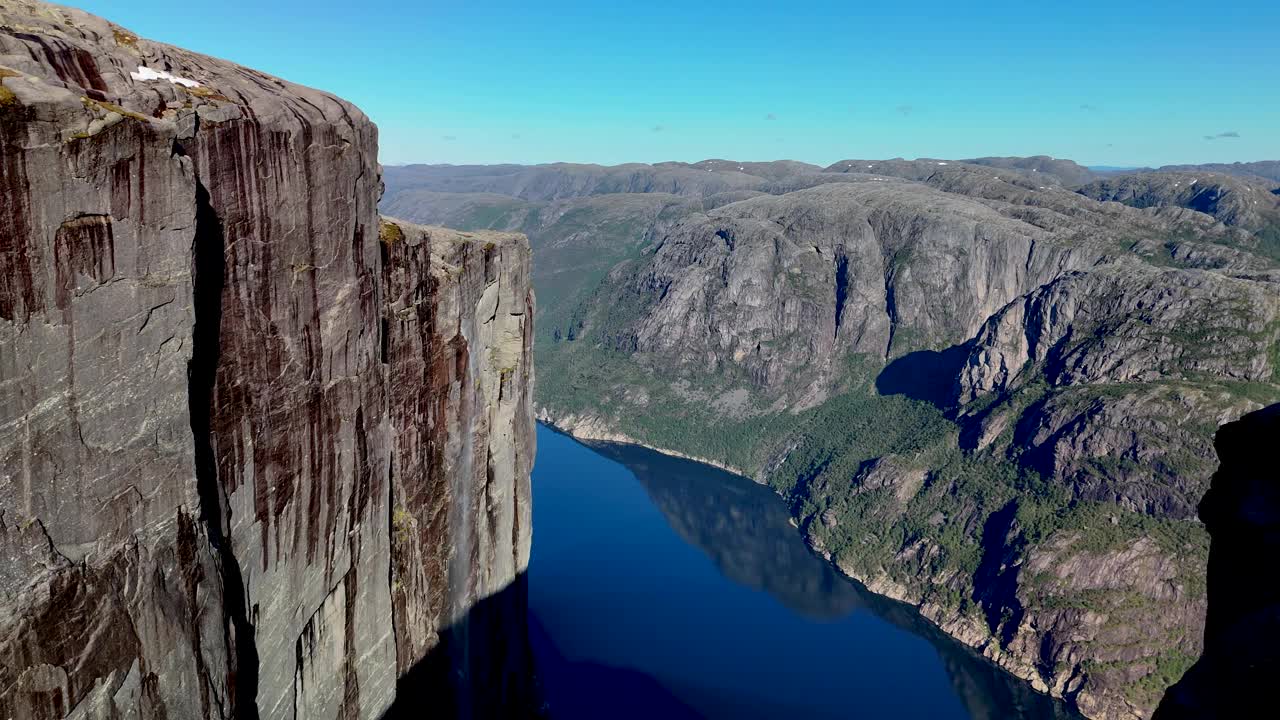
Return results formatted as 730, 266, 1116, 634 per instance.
961, 156, 1097, 187
959, 265, 1280, 403
1154, 403, 1280, 718
380, 220, 536, 718
1156, 161, 1280, 184
0, 3, 535, 719
605, 181, 1097, 407
1077, 172, 1280, 241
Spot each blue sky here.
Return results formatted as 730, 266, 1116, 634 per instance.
71, 0, 1279, 167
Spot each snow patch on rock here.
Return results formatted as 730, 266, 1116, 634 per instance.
130, 65, 200, 88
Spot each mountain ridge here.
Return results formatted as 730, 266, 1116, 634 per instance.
385, 155, 1280, 719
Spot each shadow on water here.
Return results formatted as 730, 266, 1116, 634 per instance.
384, 573, 541, 720
579, 434, 1083, 720
529, 616, 703, 720
875, 344, 971, 408
588, 441, 861, 620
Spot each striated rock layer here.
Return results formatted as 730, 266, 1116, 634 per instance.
0, 3, 535, 719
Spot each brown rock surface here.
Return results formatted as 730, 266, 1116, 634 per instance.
0, 3, 536, 719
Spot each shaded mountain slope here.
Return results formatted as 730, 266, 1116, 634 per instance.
1154, 404, 1280, 719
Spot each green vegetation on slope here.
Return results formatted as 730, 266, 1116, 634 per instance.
399, 160, 1280, 717
538, 314, 1218, 714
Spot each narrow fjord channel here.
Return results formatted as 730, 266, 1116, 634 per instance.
528, 424, 1082, 720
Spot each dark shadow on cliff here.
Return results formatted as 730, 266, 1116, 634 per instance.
1155, 403, 1280, 719
875, 344, 970, 408
851, 584, 1083, 720
972, 501, 1025, 649
384, 573, 542, 720
186, 177, 260, 720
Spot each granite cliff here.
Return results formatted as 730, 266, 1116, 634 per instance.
385, 157, 1279, 719
0, 2, 535, 718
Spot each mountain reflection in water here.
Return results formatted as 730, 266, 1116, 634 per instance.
530, 424, 1081, 720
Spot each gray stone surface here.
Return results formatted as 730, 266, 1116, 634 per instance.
1077, 171, 1280, 238
0, 3, 536, 719
380, 220, 535, 706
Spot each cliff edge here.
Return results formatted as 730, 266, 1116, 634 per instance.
0, 2, 535, 718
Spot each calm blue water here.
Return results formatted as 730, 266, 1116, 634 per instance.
528, 424, 1079, 720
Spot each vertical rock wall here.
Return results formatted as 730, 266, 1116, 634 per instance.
0, 2, 535, 719
380, 220, 536, 717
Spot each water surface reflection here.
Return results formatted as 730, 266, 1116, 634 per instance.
531, 425, 1080, 720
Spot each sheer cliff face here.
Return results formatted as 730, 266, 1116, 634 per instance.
0, 3, 534, 719
610, 181, 1097, 399
380, 220, 535, 711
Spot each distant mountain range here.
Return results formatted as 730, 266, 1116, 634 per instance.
381, 155, 1280, 720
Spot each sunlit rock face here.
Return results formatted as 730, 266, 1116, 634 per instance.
0, 2, 535, 719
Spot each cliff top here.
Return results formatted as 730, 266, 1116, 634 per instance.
379, 216, 528, 249
0, 0, 370, 138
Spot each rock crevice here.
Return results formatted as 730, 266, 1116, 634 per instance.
187, 176, 260, 720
